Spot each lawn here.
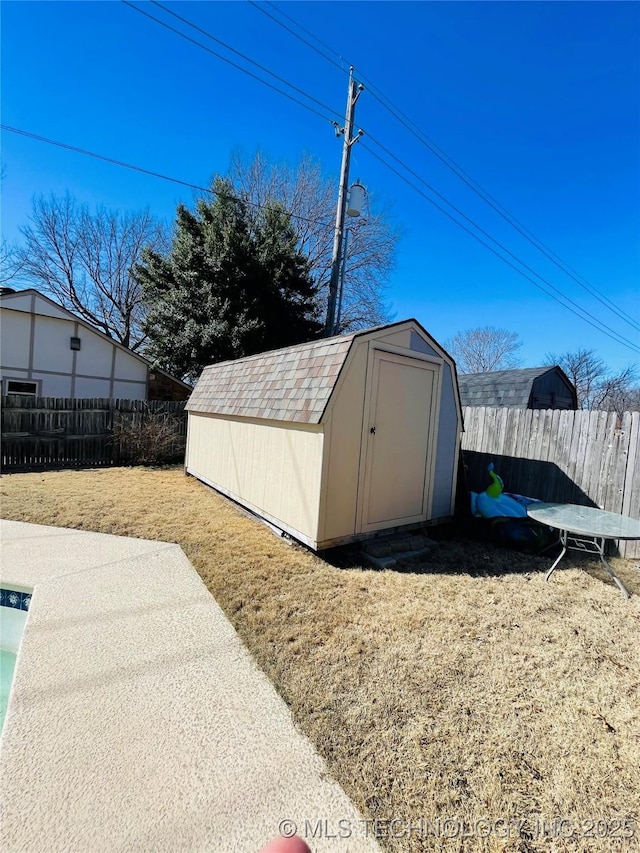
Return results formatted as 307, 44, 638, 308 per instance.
1, 466, 639, 852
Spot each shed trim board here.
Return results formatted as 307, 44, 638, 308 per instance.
450, 425, 462, 516
358, 341, 444, 368
186, 320, 462, 550
28, 293, 36, 376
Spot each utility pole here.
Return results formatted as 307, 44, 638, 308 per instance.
324, 67, 363, 337
335, 225, 350, 334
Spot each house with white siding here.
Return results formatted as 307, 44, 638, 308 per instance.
0, 288, 190, 401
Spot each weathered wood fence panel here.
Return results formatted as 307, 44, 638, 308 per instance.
1, 396, 187, 472
461, 407, 640, 558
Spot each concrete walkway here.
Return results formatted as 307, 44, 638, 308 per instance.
0, 520, 380, 853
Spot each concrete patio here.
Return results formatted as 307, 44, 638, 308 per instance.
0, 520, 379, 852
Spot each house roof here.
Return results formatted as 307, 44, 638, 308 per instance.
186, 333, 358, 424
457, 367, 566, 408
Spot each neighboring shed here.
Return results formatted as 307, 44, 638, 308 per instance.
186, 319, 463, 550
148, 368, 192, 402
457, 366, 577, 410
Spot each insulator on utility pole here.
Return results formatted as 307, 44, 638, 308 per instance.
324, 67, 363, 337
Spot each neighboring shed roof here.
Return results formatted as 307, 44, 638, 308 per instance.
458, 367, 561, 408
186, 334, 358, 424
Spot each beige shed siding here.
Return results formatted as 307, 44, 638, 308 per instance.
186, 412, 324, 543
318, 340, 368, 542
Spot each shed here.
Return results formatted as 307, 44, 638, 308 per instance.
186, 319, 463, 550
457, 366, 577, 410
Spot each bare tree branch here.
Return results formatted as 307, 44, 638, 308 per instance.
446, 327, 523, 373
225, 149, 401, 331
546, 348, 640, 413
15, 194, 165, 350
0, 240, 22, 285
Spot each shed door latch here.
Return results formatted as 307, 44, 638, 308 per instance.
370, 426, 376, 434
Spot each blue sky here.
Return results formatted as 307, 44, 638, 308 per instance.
2, 1, 639, 372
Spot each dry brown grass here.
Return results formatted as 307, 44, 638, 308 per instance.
2, 466, 639, 853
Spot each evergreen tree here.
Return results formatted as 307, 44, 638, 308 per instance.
136, 178, 321, 382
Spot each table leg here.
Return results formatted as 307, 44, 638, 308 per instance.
595, 539, 631, 599
544, 530, 631, 599
545, 529, 567, 581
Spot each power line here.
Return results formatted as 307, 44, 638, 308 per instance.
251, 1, 640, 334
263, 0, 348, 67
126, 1, 639, 350
11, 5, 635, 352
5, 119, 636, 352
261, 1, 640, 333
149, 0, 342, 123
365, 145, 640, 354
0, 125, 332, 228
364, 134, 640, 352
361, 83, 640, 334
360, 141, 640, 354
248, 0, 345, 73
132, 0, 638, 350
121, 0, 337, 126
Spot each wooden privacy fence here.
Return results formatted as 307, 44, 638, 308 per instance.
461, 407, 640, 558
1, 396, 187, 472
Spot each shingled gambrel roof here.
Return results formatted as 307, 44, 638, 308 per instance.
457, 367, 561, 408
186, 334, 358, 424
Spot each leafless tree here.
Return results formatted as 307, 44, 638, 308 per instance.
0, 240, 22, 285
15, 194, 165, 351
545, 348, 606, 408
0, 165, 22, 285
594, 366, 640, 414
545, 348, 640, 412
445, 326, 523, 373
225, 150, 401, 331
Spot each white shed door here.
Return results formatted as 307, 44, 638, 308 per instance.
359, 350, 437, 531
